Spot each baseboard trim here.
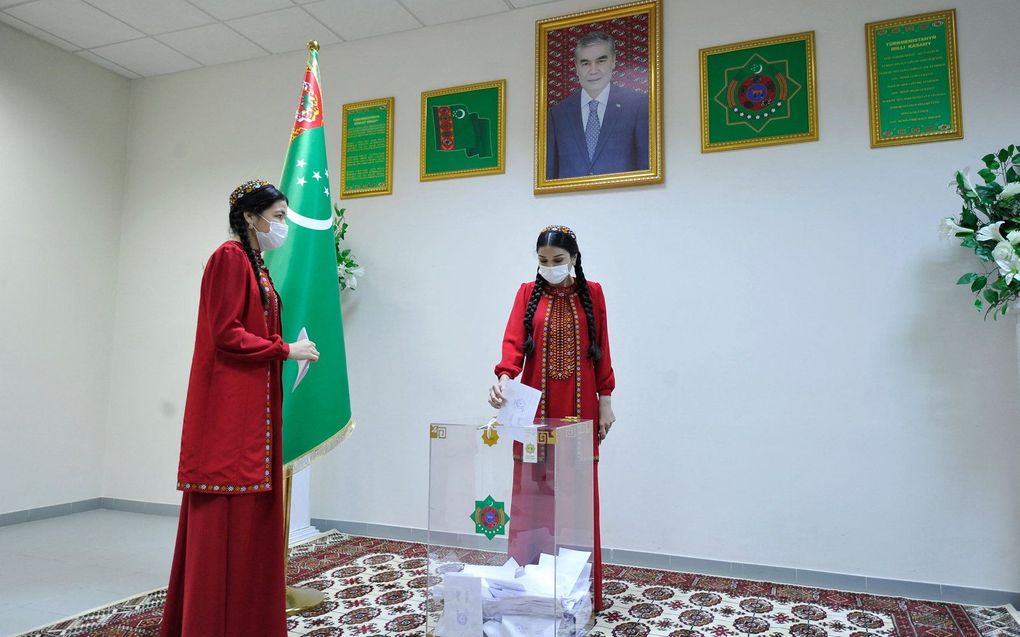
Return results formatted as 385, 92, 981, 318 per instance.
1, 501, 1013, 607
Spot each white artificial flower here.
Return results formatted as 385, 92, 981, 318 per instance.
955, 170, 977, 195
1007, 230, 1020, 245
976, 221, 1005, 243
997, 255, 1020, 285
999, 183, 1020, 201
939, 216, 972, 238
993, 241, 1015, 262
340, 264, 365, 291
347, 265, 365, 291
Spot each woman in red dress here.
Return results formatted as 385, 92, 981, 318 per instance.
160, 180, 319, 637
489, 225, 616, 612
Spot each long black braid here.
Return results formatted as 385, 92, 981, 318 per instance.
522, 273, 545, 357
227, 182, 288, 308
572, 253, 602, 361
522, 226, 602, 361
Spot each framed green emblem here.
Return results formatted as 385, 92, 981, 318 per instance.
700, 31, 818, 152
420, 80, 505, 181
866, 10, 962, 148
470, 495, 510, 540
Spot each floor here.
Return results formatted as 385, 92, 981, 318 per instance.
0, 509, 178, 636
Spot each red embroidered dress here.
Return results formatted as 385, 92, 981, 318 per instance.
495, 280, 615, 611
160, 241, 289, 637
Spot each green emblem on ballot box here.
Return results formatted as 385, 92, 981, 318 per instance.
470, 495, 510, 540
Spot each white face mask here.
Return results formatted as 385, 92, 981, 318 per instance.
539, 263, 571, 284
255, 216, 288, 251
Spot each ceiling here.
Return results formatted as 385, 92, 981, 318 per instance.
0, 0, 561, 79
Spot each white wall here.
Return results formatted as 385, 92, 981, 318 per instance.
100, 0, 1020, 591
0, 22, 129, 513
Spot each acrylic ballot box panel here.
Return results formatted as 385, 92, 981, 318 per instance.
427, 418, 595, 637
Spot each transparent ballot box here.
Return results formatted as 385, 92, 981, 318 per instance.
427, 418, 595, 637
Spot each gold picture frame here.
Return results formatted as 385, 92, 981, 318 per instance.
420, 79, 506, 181
699, 31, 818, 152
340, 97, 394, 198
866, 9, 962, 148
534, 0, 663, 194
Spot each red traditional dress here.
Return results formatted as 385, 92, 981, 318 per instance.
495, 280, 615, 612
160, 241, 290, 637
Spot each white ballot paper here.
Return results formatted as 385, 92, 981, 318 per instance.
439, 573, 483, 636
291, 327, 311, 392
497, 380, 542, 428
441, 547, 593, 636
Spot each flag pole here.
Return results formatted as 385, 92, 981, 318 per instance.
284, 462, 324, 615
281, 40, 327, 617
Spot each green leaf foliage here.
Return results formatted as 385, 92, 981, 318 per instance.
971, 275, 988, 292
983, 289, 1000, 304
957, 273, 978, 285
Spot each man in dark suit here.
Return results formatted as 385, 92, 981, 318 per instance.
546, 31, 650, 179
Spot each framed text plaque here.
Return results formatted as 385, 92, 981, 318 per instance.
866, 10, 962, 148
340, 97, 393, 198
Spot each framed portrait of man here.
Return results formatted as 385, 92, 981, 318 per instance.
535, 0, 662, 194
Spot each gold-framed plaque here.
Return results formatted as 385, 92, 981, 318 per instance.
340, 97, 394, 198
535, 0, 663, 194
866, 9, 962, 148
420, 80, 506, 181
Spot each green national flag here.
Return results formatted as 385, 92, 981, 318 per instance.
265, 42, 354, 468
431, 104, 492, 158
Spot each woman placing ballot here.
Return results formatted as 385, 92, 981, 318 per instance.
489, 225, 616, 612
160, 180, 319, 637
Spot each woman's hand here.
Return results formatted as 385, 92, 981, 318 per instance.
488, 375, 511, 409
598, 396, 615, 442
288, 339, 319, 361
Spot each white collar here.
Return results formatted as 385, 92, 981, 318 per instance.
581, 83, 611, 107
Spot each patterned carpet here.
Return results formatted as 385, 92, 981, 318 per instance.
14, 531, 1020, 637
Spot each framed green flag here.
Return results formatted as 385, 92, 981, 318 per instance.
700, 32, 818, 152
420, 80, 505, 181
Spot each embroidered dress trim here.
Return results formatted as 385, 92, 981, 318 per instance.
539, 285, 582, 420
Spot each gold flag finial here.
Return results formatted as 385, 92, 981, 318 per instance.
307, 40, 319, 51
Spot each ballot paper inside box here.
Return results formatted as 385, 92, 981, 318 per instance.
427, 418, 595, 637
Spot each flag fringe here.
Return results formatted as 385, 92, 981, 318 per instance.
285, 417, 356, 473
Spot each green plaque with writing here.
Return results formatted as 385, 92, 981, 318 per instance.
341, 97, 393, 198
867, 10, 962, 147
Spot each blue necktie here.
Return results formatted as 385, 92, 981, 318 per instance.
585, 100, 601, 160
